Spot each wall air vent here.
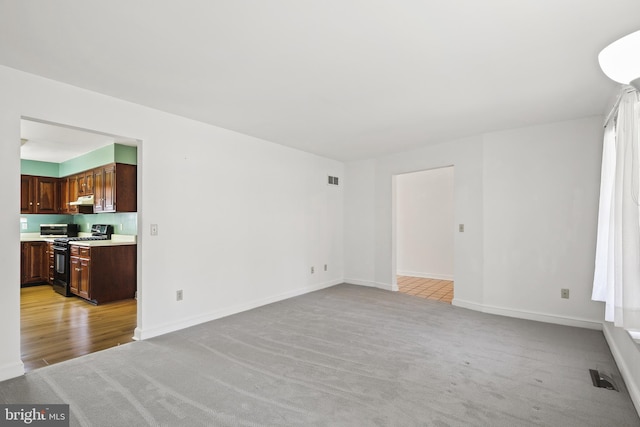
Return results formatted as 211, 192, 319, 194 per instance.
328, 176, 339, 186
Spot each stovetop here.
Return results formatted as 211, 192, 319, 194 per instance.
54, 235, 110, 243
53, 224, 114, 244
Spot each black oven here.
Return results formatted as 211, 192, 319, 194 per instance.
51, 224, 113, 297
52, 241, 71, 296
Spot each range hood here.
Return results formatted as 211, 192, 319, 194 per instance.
69, 195, 94, 206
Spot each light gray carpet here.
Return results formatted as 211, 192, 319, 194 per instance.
1, 284, 638, 426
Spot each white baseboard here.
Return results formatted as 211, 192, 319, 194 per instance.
344, 279, 395, 291
602, 323, 640, 419
452, 298, 603, 330
0, 360, 25, 382
134, 279, 342, 341
397, 271, 454, 281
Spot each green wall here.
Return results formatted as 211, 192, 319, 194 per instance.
59, 145, 114, 176
20, 160, 59, 177
21, 143, 137, 177
72, 213, 137, 235
20, 214, 73, 233
21, 213, 137, 235
114, 144, 137, 165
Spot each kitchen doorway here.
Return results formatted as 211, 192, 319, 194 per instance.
19, 118, 141, 371
395, 166, 454, 303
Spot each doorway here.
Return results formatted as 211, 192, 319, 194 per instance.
19, 118, 140, 371
395, 166, 454, 303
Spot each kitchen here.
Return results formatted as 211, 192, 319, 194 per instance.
19, 118, 139, 371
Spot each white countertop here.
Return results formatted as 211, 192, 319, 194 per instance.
20, 235, 56, 242
71, 239, 136, 247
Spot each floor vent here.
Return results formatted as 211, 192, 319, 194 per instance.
589, 369, 619, 391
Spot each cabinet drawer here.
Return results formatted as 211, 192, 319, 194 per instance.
70, 246, 91, 258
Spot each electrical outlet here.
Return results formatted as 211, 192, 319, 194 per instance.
324, 264, 327, 271
150, 224, 159, 236
561, 288, 569, 299
311, 266, 314, 274
176, 290, 183, 301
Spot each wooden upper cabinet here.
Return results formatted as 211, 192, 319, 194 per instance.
35, 176, 58, 213
20, 175, 32, 213
85, 170, 94, 195
94, 163, 136, 213
77, 170, 94, 196
93, 166, 105, 213
76, 173, 85, 196
21, 163, 135, 214
20, 175, 58, 214
59, 176, 80, 214
103, 164, 116, 212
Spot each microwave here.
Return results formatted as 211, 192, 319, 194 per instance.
40, 223, 79, 237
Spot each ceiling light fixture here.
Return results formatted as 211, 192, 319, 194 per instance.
598, 30, 640, 90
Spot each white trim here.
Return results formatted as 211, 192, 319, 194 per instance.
345, 279, 395, 291
134, 279, 341, 341
396, 271, 454, 281
375, 282, 395, 291
629, 330, 640, 344
0, 360, 25, 382
452, 298, 603, 330
602, 323, 640, 418
343, 278, 374, 287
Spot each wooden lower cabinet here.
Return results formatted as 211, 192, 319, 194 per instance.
69, 248, 90, 299
70, 244, 136, 305
20, 241, 48, 285
47, 242, 55, 285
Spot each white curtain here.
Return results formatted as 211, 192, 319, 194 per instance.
592, 88, 640, 336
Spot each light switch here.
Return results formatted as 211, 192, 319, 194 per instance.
150, 224, 159, 236
459, 224, 465, 232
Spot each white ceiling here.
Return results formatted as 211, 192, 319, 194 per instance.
2, 1, 639, 161
20, 119, 137, 163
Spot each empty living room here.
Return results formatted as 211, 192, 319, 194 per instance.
1, 1, 640, 426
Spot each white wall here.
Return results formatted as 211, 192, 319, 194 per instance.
396, 167, 454, 280
0, 66, 344, 381
344, 116, 603, 327
481, 117, 604, 325
345, 135, 484, 299
343, 160, 376, 286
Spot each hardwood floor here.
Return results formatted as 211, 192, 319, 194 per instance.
21, 285, 137, 372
